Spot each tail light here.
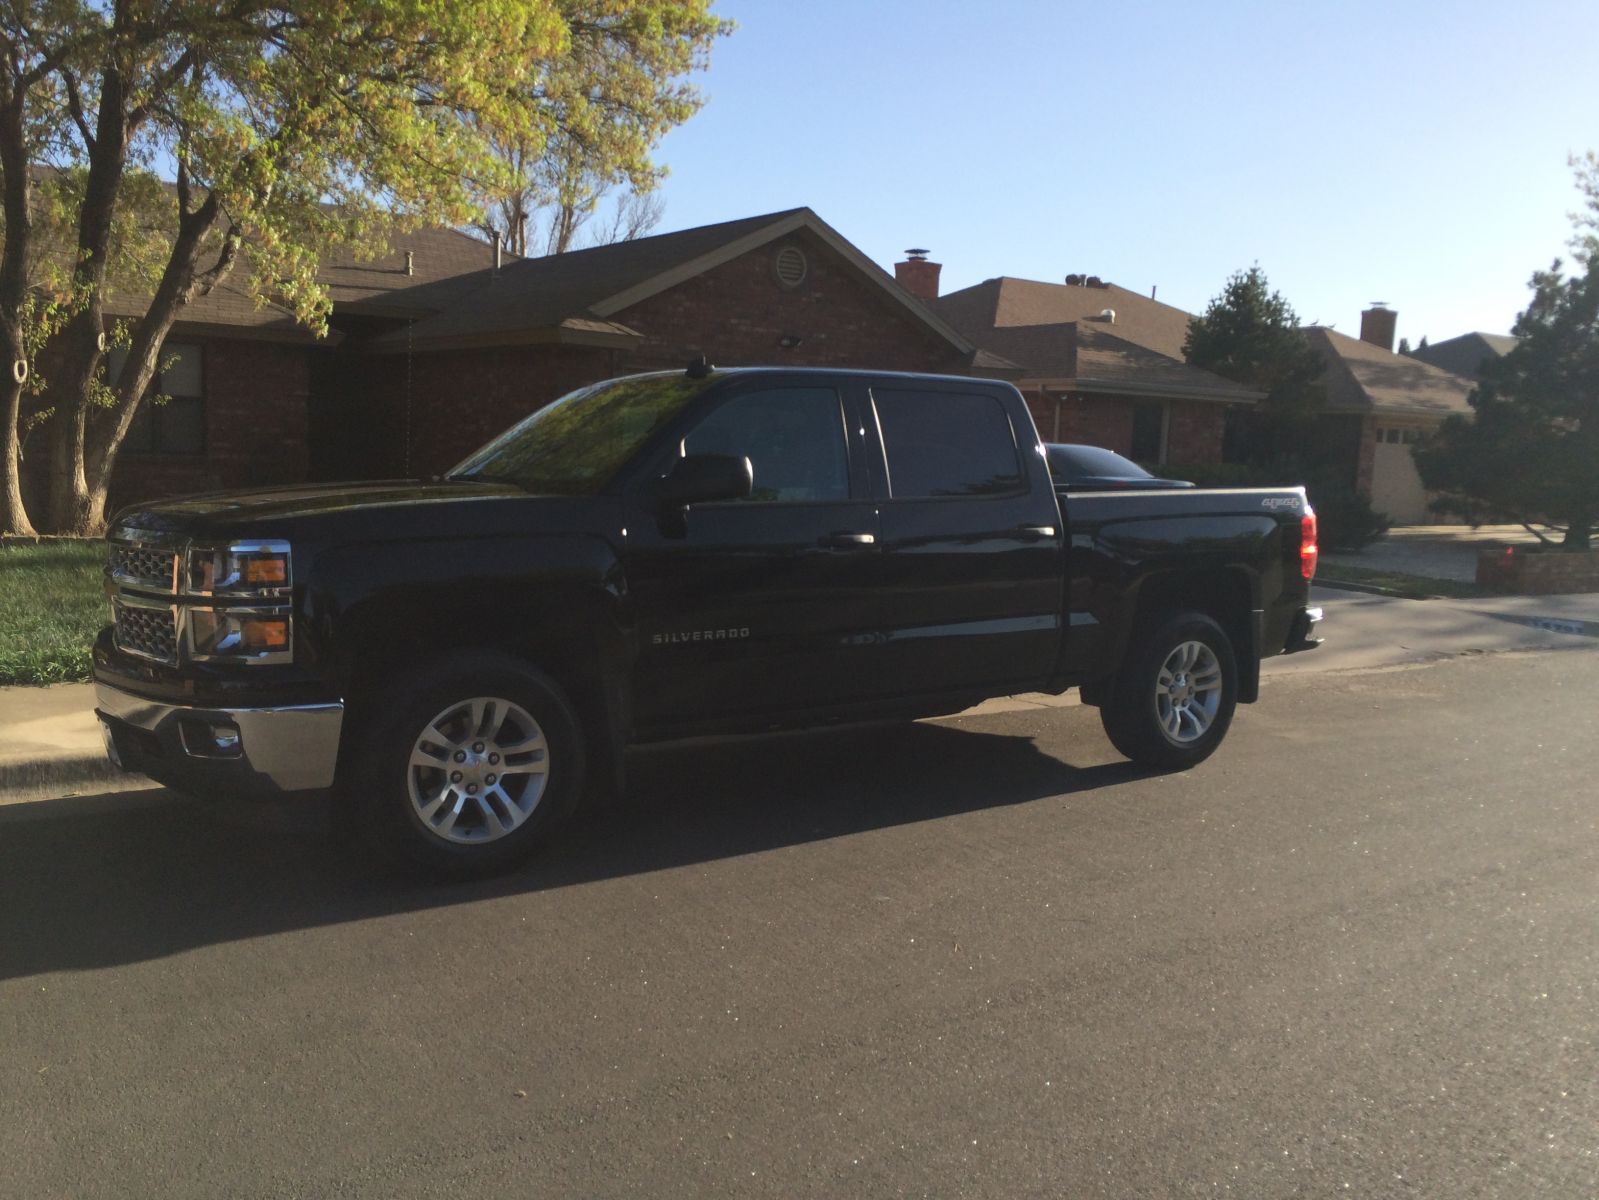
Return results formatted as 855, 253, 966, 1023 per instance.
1300, 509, 1319, 580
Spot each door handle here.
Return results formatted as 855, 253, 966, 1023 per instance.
820, 531, 876, 548
1016, 524, 1057, 538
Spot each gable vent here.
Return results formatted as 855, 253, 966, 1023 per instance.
773, 244, 808, 288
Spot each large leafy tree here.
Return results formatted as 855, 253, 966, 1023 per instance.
1415, 255, 1599, 550
1183, 266, 1326, 461
475, 3, 724, 257
1416, 156, 1599, 552
1, 0, 727, 536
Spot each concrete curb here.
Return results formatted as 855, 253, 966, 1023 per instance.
0, 753, 151, 805
1314, 578, 1456, 601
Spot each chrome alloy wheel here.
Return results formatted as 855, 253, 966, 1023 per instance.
406, 696, 549, 844
1154, 640, 1223, 744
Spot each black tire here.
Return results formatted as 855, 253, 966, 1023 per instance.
338, 651, 586, 879
1099, 610, 1237, 770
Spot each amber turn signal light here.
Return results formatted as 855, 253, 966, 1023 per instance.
245, 557, 288, 584
240, 617, 289, 651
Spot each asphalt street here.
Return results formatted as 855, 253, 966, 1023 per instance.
2, 645, 1597, 1198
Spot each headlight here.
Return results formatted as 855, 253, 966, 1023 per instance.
184, 540, 291, 596
186, 607, 293, 664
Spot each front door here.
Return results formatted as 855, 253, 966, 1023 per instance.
625, 383, 884, 731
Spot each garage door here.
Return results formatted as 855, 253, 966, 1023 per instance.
1371, 427, 1430, 524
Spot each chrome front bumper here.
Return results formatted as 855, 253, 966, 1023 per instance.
94, 681, 344, 794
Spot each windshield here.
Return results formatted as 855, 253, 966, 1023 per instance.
447, 373, 716, 494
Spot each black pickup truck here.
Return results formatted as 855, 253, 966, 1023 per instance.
94, 366, 1322, 875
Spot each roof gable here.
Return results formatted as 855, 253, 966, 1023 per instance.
367, 208, 974, 356
1306, 326, 1476, 417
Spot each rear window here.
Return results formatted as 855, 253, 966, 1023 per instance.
1045, 444, 1153, 481
872, 390, 1023, 499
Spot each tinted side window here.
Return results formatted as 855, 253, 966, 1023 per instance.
682, 387, 850, 503
873, 390, 1023, 499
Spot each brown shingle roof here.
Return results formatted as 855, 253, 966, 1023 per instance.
1306, 326, 1476, 418
954, 320, 1258, 403
1405, 331, 1518, 380
367, 209, 812, 349
364, 207, 976, 358
101, 224, 503, 340
936, 276, 1195, 360
931, 271, 1259, 405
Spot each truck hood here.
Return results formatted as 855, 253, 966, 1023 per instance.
110, 479, 591, 543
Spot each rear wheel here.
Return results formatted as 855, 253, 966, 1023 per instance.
1100, 610, 1237, 770
340, 652, 586, 878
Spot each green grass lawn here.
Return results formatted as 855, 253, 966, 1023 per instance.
1316, 560, 1488, 600
0, 541, 106, 685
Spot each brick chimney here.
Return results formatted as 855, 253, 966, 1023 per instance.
1360, 303, 1397, 352
894, 248, 941, 301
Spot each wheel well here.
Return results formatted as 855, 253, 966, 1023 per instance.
1129, 568, 1260, 702
339, 614, 623, 776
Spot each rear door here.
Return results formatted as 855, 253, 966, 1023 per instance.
866, 383, 1064, 696
624, 382, 885, 729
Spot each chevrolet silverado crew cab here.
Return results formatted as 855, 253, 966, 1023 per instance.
94, 366, 1323, 876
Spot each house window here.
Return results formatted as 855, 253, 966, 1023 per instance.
1130, 400, 1166, 464
113, 343, 206, 455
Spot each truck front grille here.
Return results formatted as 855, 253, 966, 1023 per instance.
113, 601, 179, 665
108, 542, 179, 593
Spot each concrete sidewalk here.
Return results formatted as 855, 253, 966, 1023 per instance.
5, 586, 1597, 804
0, 679, 143, 802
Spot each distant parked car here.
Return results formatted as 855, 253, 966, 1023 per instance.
1044, 443, 1195, 491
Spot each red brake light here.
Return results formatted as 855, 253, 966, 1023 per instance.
1301, 510, 1319, 580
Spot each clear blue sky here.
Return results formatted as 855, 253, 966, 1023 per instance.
650, 0, 1599, 345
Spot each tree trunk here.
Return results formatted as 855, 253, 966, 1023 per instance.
77, 196, 237, 535
0, 89, 38, 536
1561, 517, 1592, 552
44, 66, 131, 535
0, 326, 32, 536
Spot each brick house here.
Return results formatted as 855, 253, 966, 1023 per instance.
918, 268, 1261, 466
82, 208, 1314, 513
92, 209, 988, 509
1303, 308, 1476, 524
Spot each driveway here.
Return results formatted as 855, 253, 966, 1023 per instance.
1322, 523, 1546, 584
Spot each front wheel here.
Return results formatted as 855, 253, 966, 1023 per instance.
339, 652, 586, 879
1099, 611, 1237, 770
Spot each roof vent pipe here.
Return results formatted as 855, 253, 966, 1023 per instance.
1099, 309, 1116, 323
404, 250, 414, 276
492, 230, 503, 274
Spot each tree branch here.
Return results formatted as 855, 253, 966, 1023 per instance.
60, 68, 95, 150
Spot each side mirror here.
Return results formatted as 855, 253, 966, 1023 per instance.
654, 453, 753, 509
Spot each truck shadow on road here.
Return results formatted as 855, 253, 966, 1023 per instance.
0, 715, 1148, 981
